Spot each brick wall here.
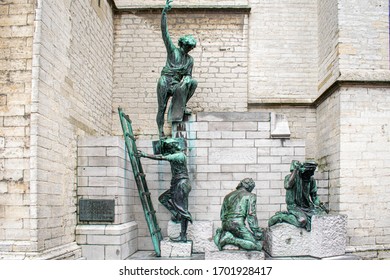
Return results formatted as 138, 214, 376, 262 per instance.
0, 0, 35, 255
77, 137, 135, 225
28, 0, 114, 254
316, 89, 341, 213
338, 0, 389, 73
76, 136, 138, 259
317, 0, 340, 94
338, 86, 390, 259
248, 0, 318, 103
114, 0, 249, 8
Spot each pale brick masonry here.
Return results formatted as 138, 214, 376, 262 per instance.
0, 0, 34, 256
76, 136, 138, 260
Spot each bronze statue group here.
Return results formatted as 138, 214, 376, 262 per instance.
136, 0, 328, 252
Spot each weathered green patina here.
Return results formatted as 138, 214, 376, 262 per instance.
118, 107, 163, 256
268, 160, 328, 231
214, 178, 263, 251
156, 0, 198, 138
139, 138, 192, 242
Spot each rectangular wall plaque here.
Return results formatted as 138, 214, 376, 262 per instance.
79, 199, 115, 222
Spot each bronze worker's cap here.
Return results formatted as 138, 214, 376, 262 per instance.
303, 160, 317, 170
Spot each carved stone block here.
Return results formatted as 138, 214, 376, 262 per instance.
205, 246, 265, 260
264, 215, 347, 258
160, 238, 193, 257
167, 220, 214, 253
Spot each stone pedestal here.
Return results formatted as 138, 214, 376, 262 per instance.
206, 244, 265, 260
167, 220, 215, 253
160, 238, 193, 257
76, 221, 138, 260
264, 215, 347, 258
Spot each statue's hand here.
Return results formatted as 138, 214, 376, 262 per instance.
254, 230, 263, 240
164, 0, 173, 12
136, 150, 147, 158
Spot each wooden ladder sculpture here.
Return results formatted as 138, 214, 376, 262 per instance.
118, 107, 163, 256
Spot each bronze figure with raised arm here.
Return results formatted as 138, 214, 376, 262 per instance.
156, 0, 198, 138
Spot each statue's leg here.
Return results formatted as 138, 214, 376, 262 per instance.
222, 222, 262, 251
220, 227, 262, 251
282, 210, 307, 229
268, 213, 284, 227
176, 77, 197, 114
170, 215, 190, 243
231, 237, 262, 251
156, 76, 171, 138
158, 189, 179, 222
172, 179, 192, 223
184, 77, 197, 103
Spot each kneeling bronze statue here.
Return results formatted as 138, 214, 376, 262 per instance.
214, 178, 263, 251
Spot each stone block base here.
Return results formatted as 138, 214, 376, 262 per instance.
206, 248, 265, 260
167, 220, 214, 253
264, 215, 347, 258
76, 221, 138, 260
0, 242, 82, 260
160, 238, 193, 257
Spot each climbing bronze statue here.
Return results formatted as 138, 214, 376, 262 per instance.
138, 138, 192, 242
156, 0, 198, 139
268, 160, 329, 231
214, 178, 263, 251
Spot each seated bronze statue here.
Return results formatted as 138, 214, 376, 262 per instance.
268, 160, 328, 231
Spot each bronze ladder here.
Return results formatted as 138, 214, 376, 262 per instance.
118, 107, 163, 257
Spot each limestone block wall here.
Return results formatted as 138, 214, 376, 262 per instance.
132, 112, 328, 250
316, 90, 341, 213
27, 0, 114, 256
76, 136, 138, 260
112, 7, 249, 137
317, 0, 340, 94
338, 86, 390, 259
0, 0, 35, 256
338, 0, 389, 74
0, 0, 115, 259
248, 0, 318, 103
77, 137, 135, 224
113, 0, 250, 9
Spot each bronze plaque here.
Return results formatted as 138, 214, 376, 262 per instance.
79, 199, 115, 222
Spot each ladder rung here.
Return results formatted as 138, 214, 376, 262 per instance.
142, 192, 151, 196
147, 210, 156, 215
125, 133, 136, 141
138, 173, 145, 178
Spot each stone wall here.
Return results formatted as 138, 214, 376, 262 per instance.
338, 86, 390, 259
0, 0, 35, 256
317, 0, 339, 94
1, 0, 115, 258
338, 0, 389, 74
248, 0, 318, 103
316, 90, 341, 213
28, 0, 114, 256
76, 136, 138, 260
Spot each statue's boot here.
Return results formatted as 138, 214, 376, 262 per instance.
218, 231, 235, 249
169, 219, 188, 242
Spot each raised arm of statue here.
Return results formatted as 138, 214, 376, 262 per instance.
161, 0, 175, 54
